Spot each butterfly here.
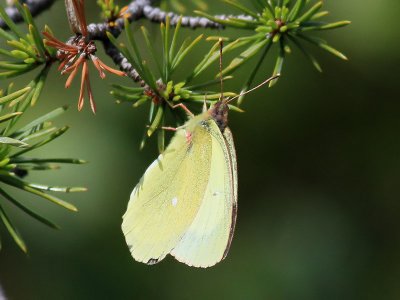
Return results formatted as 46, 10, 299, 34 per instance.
122, 98, 237, 267
121, 40, 278, 267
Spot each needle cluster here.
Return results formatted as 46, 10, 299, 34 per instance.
0, 0, 350, 253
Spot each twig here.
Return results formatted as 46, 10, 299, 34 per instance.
0, 0, 56, 28
102, 39, 144, 83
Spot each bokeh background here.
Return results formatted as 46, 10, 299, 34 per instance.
1, 0, 400, 299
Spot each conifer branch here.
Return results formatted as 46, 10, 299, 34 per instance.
0, 0, 258, 79
0, 0, 56, 29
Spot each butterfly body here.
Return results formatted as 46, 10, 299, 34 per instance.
122, 104, 238, 268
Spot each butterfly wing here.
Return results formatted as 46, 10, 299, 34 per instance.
122, 117, 213, 265
221, 127, 238, 256
170, 121, 238, 268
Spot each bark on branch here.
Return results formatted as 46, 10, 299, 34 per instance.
0, 0, 56, 28
1, 0, 253, 83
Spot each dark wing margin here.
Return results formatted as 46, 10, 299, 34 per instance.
222, 126, 238, 259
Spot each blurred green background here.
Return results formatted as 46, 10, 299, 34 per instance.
1, 0, 400, 299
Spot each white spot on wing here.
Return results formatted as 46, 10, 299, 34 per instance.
172, 197, 178, 207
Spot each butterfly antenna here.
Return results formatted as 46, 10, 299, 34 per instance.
219, 38, 224, 102
226, 74, 281, 104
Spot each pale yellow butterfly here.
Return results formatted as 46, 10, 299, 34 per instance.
122, 41, 278, 267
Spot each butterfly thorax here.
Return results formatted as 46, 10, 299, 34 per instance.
209, 101, 229, 133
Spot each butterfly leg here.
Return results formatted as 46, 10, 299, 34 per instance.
161, 126, 193, 144
172, 103, 194, 118
160, 126, 179, 132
